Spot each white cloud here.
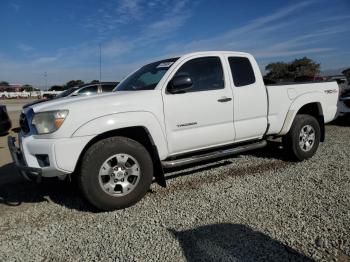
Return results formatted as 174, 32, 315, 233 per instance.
84, 0, 192, 38
254, 48, 333, 59
80, 0, 193, 63
116, 0, 142, 23
142, 0, 191, 38
101, 40, 134, 57
84, 0, 143, 33
17, 43, 34, 52
10, 2, 20, 12
2, 0, 350, 86
319, 15, 350, 23
162, 0, 350, 62
33, 56, 59, 64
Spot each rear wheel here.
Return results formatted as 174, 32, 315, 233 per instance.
282, 114, 321, 161
78, 136, 153, 211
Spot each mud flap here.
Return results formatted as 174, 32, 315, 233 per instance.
152, 145, 166, 187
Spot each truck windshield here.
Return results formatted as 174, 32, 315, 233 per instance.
116, 58, 178, 91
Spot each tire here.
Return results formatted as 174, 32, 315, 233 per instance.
78, 136, 153, 211
282, 114, 321, 161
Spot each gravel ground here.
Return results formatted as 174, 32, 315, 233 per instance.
0, 113, 349, 261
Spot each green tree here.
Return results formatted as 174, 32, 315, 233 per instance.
265, 62, 292, 82
49, 85, 64, 91
265, 57, 320, 82
66, 80, 84, 88
0, 81, 9, 86
90, 80, 100, 84
21, 84, 34, 91
289, 57, 320, 78
342, 68, 350, 82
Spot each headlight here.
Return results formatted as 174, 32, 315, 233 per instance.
32, 110, 69, 134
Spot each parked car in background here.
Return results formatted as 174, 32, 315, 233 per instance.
42, 93, 57, 99
338, 89, 350, 117
0, 105, 11, 135
23, 82, 119, 109
327, 75, 348, 95
59, 82, 119, 97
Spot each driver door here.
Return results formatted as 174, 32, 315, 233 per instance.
162, 56, 235, 155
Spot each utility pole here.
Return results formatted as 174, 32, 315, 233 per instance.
99, 43, 102, 83
44, 72, 48, 90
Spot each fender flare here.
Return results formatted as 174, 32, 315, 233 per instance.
279, 92, 325, 135
72, 111, 169, 160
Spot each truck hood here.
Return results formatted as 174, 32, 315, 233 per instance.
23, 98, 50, 109
32, 91, 159, 113
30, 90, 164, 138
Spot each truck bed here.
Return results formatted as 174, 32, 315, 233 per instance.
266, 81, 339, 135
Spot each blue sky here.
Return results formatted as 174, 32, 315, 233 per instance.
0, 0, 349, 87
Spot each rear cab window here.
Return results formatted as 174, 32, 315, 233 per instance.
228, 57, 256, 87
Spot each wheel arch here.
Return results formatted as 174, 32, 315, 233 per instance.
296, 103, 325, 142
73, 126, 166, 187
279, 95, 325, 142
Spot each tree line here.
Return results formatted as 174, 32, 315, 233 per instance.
0, 81, 39, 91
264, 57, 320, 83
264, 57, 350, 83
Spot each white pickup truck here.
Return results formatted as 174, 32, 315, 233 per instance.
8, 51, 339, 210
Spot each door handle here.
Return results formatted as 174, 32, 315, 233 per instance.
217, 97, 232, 102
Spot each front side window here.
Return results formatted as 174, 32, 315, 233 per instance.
228, 57, 256, 87
174, 57, 224, 92
116, 58, 178, 91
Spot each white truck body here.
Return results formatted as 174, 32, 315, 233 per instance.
8, 51, 339, 210
10, 51, 339, 176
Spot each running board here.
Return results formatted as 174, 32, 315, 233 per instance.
161, 140, 267, 168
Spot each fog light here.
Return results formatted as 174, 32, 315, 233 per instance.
36, 154, 50, 167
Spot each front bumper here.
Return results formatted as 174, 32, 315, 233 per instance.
7, 133, 94, 180
8, 136, 42, 181
8, 134, 72, 180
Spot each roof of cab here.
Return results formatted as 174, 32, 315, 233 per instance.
180, 51, 251, 58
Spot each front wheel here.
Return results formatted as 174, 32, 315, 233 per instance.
282, 114, 321, 161
78, 137, 154, 211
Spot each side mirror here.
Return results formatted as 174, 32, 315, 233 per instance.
168, 75, 193, 94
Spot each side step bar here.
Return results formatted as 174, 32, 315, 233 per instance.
161, 140, 267, 168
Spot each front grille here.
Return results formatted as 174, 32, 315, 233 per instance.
19, 113, 30, 134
